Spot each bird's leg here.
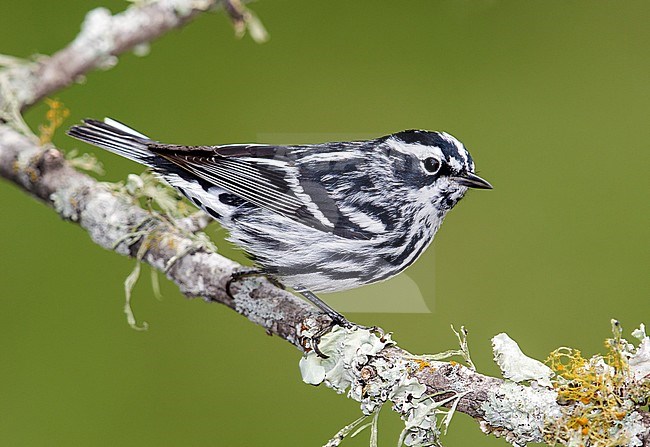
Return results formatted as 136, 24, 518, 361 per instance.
298, 290, 365, 359
298, 290, 351, 328
299, 290, 386, 359
299, 290, 385, 336
225, 268, 285, 299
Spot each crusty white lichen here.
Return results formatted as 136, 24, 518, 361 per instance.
71, 8, 117, 70
615, 411, 646, 447
51, 187, 82, 222
481, 381, 561, 446
492, 333, 554, 387
231, 276, 286, 327
67, 1, 217, 73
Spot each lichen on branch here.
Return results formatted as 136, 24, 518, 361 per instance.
298, 321, 649, 447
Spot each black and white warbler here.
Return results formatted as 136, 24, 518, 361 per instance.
68, 118, 491, 324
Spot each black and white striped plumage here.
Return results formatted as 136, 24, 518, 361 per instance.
68, 118, 491, 298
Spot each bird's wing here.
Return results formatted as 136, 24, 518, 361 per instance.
148, 143, 377, 240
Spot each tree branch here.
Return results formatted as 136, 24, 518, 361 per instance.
0, 124, 316, 345
0, 2, 648, 446
1, 0, 229, 113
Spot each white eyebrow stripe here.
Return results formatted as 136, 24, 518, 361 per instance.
385, 137, 444, 160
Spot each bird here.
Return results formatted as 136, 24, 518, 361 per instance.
67, 118, 492, 326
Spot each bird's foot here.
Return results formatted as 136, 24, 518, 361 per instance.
326, 314, 384, 337
302, 314, 385, 359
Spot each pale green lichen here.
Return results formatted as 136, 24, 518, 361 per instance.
0, 55, 34, 136
299, 325, 394, 396
123, 260, 149, 331
102, 171, 216, 330
629, 324, 650, 381
122, 172, 186, 217
325, 410, 382, 447
65, 149, 105, 175
408, 325, 475, 370
492, 332, 554, 387
132, 43, 151, 57
299, 325, 471, 447
231, 6, 268, 43
397, 390, 469, 447
218, 0, 269, 43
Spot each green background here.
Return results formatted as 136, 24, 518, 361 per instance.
2, 1, 649, 445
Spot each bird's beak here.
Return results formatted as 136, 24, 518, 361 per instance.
451, 172, 493, 189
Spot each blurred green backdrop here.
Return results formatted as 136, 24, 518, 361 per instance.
2, 1, 649, 446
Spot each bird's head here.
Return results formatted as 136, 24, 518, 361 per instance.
384, 129, 492, 214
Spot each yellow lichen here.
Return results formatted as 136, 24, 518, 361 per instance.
27, 167, 38, 182
38, 98, 70, 145
543, 328, 641, 447
413, 359, 430, 370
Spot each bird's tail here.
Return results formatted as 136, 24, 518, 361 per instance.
67, 118, 156, 166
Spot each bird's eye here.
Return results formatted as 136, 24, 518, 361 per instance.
423, 157, 441, 174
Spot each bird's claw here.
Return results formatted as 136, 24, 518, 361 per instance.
305, 316, 385, 359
